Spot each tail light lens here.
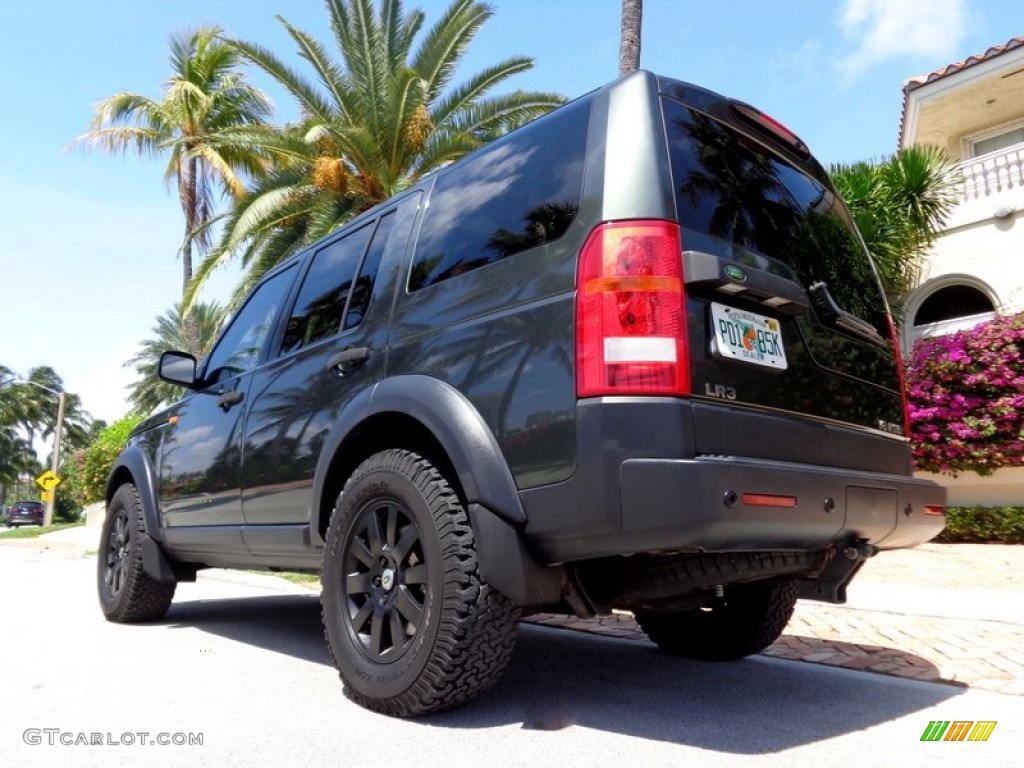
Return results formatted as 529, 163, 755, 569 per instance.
576, 220, 689, 397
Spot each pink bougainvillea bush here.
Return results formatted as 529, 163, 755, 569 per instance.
907, 312, 1024, 476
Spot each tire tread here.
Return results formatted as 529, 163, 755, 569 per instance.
98, 484, 176, 623
322, 449, 519, 716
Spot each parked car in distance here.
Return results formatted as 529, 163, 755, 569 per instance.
6, 501, 44, 528
99, 70, 946, 717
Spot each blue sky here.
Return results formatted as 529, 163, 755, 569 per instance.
0, 0, 1019, 429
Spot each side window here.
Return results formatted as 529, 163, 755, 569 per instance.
408, 97, 590, 291
203, 265, 296, 383
280, 224, 373, 355
344, 212, 395, 330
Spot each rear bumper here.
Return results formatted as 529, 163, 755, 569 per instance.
519, 398, 946, 563
7, 515, 43, 526
618, 455, 945, 552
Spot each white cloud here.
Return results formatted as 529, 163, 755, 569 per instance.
837, 0, 967, 76
68, 340, 142, 425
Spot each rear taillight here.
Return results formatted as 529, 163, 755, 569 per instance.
576, 220, 689, 397
887, 314, 911, 436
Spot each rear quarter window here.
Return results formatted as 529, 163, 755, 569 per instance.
408, 97, 591, 291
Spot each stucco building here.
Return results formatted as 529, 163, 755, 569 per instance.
898, 36, 1024, 352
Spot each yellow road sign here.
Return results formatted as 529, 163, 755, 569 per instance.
36, 471, 61, 491
40, 491, 53, 502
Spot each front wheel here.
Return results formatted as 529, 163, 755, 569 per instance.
636, 579, 798, 661
321, 449, 520, 716
97, 483, 176, 622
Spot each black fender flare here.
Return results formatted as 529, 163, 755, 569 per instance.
310, 375, 560, 606
312, 374, 526, 534
105, 446, 178, 584
106, 445, 163, 543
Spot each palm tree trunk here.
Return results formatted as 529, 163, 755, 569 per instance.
179, 153, 198, 298
179, 153, 202, 347
618, 0, 643, 76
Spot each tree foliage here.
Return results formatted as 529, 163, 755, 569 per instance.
75, 26, 272, 297
190, 0, 565, 307
124, 301, 226, 414
829, 145, 960, 311
63, 415, 145, 506
0, 367, 94, 496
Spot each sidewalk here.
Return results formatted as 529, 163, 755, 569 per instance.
19, 526, 1024, 695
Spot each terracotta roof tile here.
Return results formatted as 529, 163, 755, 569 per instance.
904, 35, 1024, 93
898, 35, 1024, 148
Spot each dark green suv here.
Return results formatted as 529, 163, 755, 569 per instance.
99, 71, 946, 716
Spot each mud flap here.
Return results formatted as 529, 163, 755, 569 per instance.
467, 503, 563, 607
140, 534, 177, 584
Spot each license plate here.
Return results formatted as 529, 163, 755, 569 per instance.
710, 303, 788, 370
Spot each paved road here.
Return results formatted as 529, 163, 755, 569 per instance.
532, 542, 1024, 694
1, 542, 1021, 768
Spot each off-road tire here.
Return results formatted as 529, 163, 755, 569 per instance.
321, 449, 520, 717
97, 483, 176, 622
635, 579, 798, 660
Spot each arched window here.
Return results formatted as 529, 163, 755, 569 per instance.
913, 284, 996, 326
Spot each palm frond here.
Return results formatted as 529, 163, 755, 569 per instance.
429, 56, 535, 127
277, 16, 353, 118
229, 36, 337, 123
411, 0, 489, 100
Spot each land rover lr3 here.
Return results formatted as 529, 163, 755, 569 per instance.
99, 71, 946, 716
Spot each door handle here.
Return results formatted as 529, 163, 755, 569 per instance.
217, 389, 244, 409
327, 346, 372, 377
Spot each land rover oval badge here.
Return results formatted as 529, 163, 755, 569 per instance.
724, 265, 747, 283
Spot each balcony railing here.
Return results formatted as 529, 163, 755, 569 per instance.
958, 144, 1024, 201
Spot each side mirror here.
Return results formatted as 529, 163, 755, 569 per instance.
158, 351, 199, 388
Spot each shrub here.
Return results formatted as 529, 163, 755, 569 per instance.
53, 488, 81, 523
907, 312, 1024, 475
59, 449, 88, 508
935, 506, 1024, 544
77, 414, 144, 504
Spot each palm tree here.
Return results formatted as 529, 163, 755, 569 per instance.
0, 366, 30, 496
0, 367, 94, 500
0, 430, 33, 492
125, 302, 227, 414
830, 145, 960, 310
618, 0, 643, 75
74, 27, 273, 298
190, 0, 565, 307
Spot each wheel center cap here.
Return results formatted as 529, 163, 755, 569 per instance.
381, 568, 396, 591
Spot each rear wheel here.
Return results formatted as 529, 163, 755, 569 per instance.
97, 483, 176, 622
321, 449, 519, 716
636, 579, 797, 660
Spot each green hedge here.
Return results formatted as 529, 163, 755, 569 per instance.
935, 506, 1024, 544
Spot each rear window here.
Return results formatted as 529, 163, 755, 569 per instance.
662, 98, 889, 338
408, 97, 590, 291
